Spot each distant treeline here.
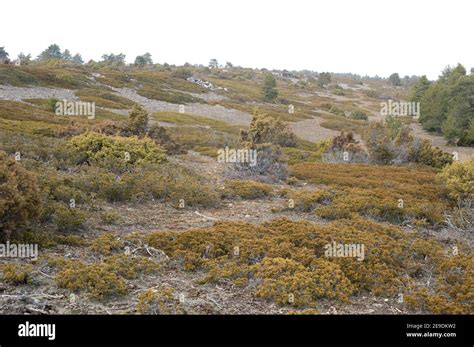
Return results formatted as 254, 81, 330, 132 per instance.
409, 64, 474, 146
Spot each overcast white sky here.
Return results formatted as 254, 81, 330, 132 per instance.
2, 0, 472, 79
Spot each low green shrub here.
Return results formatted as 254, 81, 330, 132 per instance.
350, 111, 368, 120
224, 180, 273, 199
67, 131, 166, 173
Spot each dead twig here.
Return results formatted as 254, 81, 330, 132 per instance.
36, 270, 54, 279
25, 306, 49, 315
194, 210, 218, 221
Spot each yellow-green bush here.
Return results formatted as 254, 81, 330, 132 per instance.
412, 139, 453, 169
100, 211, 121, 224
252, 257, 353, 306
438, 157, 473, 203
283, 145, 328, 165
278, 188, 334, 212
71, 166, 134, 202
167, 175, 221, 208
60, 163, 219, 206
240, 111, 297, 148
67, 131, 166, 173
127, 105, 148, 136
224, 180, 273, 199
2, 264, 33, 285
55, 261, 127, 300
54, 253, 162, 300
437, 155, 473, 229
103, 254, 161, 279
14, 230, 85, 248
36, 170, 90, 231
90, 233, 122, 256
49, 203, 87, 232
0, 150, 42, 240
136, 287, 184, 314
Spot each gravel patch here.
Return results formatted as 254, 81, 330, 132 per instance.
0, 85, 78, 101
112, 87, 252, 126
290, 116, 339, 142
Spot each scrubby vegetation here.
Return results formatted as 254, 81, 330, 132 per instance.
67, 131, 166, 173
350, 110, 368, 121
240, 111, 297, 148
290, 162, 449, 225
1, 264, 33, 285
136, 286, 185, 314
50, 249, 161, 300
0, 57, 471, 315
144, 217, 472, 313
0, 150, 41, 240
224, 180, 273, 199
232, 111, 297, 181
126, 105, 149, 135
323, 131, 368, 163
55, 260, 128, 300
365, 117, 453, 168
438, 158, 473, 228
438, 157, 473, 203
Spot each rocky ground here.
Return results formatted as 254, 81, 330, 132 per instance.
3, 83, 472, 157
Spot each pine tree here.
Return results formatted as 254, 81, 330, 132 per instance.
388, 73, 401, 86
72, 54, 84, 64
37, 44, 62, 61
409, 75, 431, 102
0, 47, 9, 62
134, 53, 153, 67
262, 73, 278, 102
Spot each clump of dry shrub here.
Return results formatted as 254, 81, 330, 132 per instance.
277, 188, 334, 212
290, 162, 447, 224
55, 261, 128, 300
233, 111, 293, 181
224, 180, 273, 200
239, 111, 297, 148
323, 131, 368, 163
0, 150, 42, 240
365, 117, 453, 168
1, 264, 33, 285
143, 217, 472, 312
90, 233, 122, 256
136, 286, 185, 314
53, 253, 161, 300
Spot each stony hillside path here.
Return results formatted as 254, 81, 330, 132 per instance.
0, 84, 472, 160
